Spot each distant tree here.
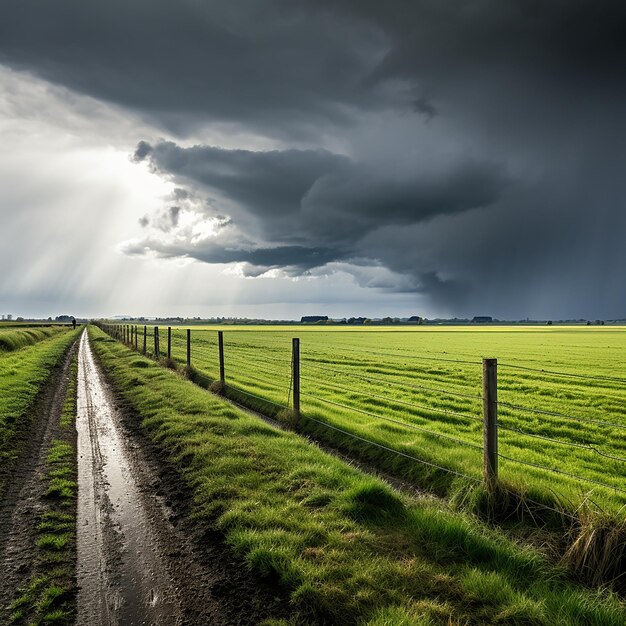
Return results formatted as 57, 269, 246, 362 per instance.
547, 320, 552, 325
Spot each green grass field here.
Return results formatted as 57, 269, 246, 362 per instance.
90, 325, 626, 625
0, 326, 69, 352
123, 324, 626, 516
0, 327, 81, 495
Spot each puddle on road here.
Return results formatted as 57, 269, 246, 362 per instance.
76, 330, 182, 625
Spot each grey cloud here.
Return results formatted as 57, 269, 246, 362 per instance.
135, 140, 508, 249
3, 1, 626, 317
0, 0, 395, 138
123, 238, 343, 273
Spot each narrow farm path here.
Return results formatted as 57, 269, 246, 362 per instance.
76, 329, 185, 624
0, 341, 79, 622
76, 329, 285, 625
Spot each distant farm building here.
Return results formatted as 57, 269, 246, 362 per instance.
301, 315, 328, 323
472, 316, 493, 323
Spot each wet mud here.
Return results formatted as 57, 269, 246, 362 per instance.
77, 330, 288, 625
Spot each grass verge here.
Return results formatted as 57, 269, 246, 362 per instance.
0, 327, 68, 352
0, 328, 81, 498
9, 354, 78, 625
90, 325, 626, 625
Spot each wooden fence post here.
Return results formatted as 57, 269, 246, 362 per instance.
167, 326, 172, 360
218, 331, 225, 384
134, 326, 138, 351
292, 338, 300, 422
186, 329, 191, 368
483, 358, 498, 491
154, 326, 160, 359
143, 325, 147, 355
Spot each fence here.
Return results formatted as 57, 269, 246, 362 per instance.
97, 322, 626, 515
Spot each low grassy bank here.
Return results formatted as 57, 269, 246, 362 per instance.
89, 325, 626, 625
9, 354, 79, 624
0, 328, 81, 498
0, 326, 68, 352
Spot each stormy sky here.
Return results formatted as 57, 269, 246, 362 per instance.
1, 1, 625, 319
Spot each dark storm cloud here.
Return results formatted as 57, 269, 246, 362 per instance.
0, 0, 395, 137
124, 238, 343, 274
132, 140, 508, 264
2, 0, 626, 316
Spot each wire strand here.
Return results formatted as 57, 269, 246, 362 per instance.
303, 392, 483, 450
499, 362, 626, 384
497, 454, 626, 495
497, 423, 626, 463
497, 400, 626, 432
302, 359, 483, 401
301, 342, 481, 365
300, 374, 483, 423
304, 414, 482, 483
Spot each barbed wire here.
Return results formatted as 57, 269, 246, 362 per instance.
497, 422, 626, 463
498, 362, 626, 384
225, 349, 289, 367
303, 414, 483, 483
220, 358, 291, 395
230, 385, 290, 409
497, 400, 626, 432
299, 342, 481, 366
300, 374, 483, 424
497, 454, 626, 496
302, 392, 483, 450
302, 359, 483, 401
224, 353, 290, 379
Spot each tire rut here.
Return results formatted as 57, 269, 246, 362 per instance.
0, 339, 79, 621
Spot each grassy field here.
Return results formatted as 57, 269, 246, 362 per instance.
121, 324, 626, 517
90, 325, 626, 625
0, 326, 69, 352
0, 327, 81, 495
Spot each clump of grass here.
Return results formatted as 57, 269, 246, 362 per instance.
161, 356, 177, 370
210, 380, 225, 394
343, 482, 406, 524
564, 505, 626, 588
276, 408, 297, 428
130, 358, 151, 368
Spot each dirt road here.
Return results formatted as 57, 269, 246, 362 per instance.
76, 330, 185, 624
0, 341, 78, 622
76, 329, 286, 625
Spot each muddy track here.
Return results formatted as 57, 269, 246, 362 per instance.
81, 330, 289, 625
0, 338, 80, 621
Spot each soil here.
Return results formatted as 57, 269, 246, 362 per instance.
0, 338, 80, 622
79, 330, 290, 625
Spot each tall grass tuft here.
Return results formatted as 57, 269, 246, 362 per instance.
564, 505, 626, 589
